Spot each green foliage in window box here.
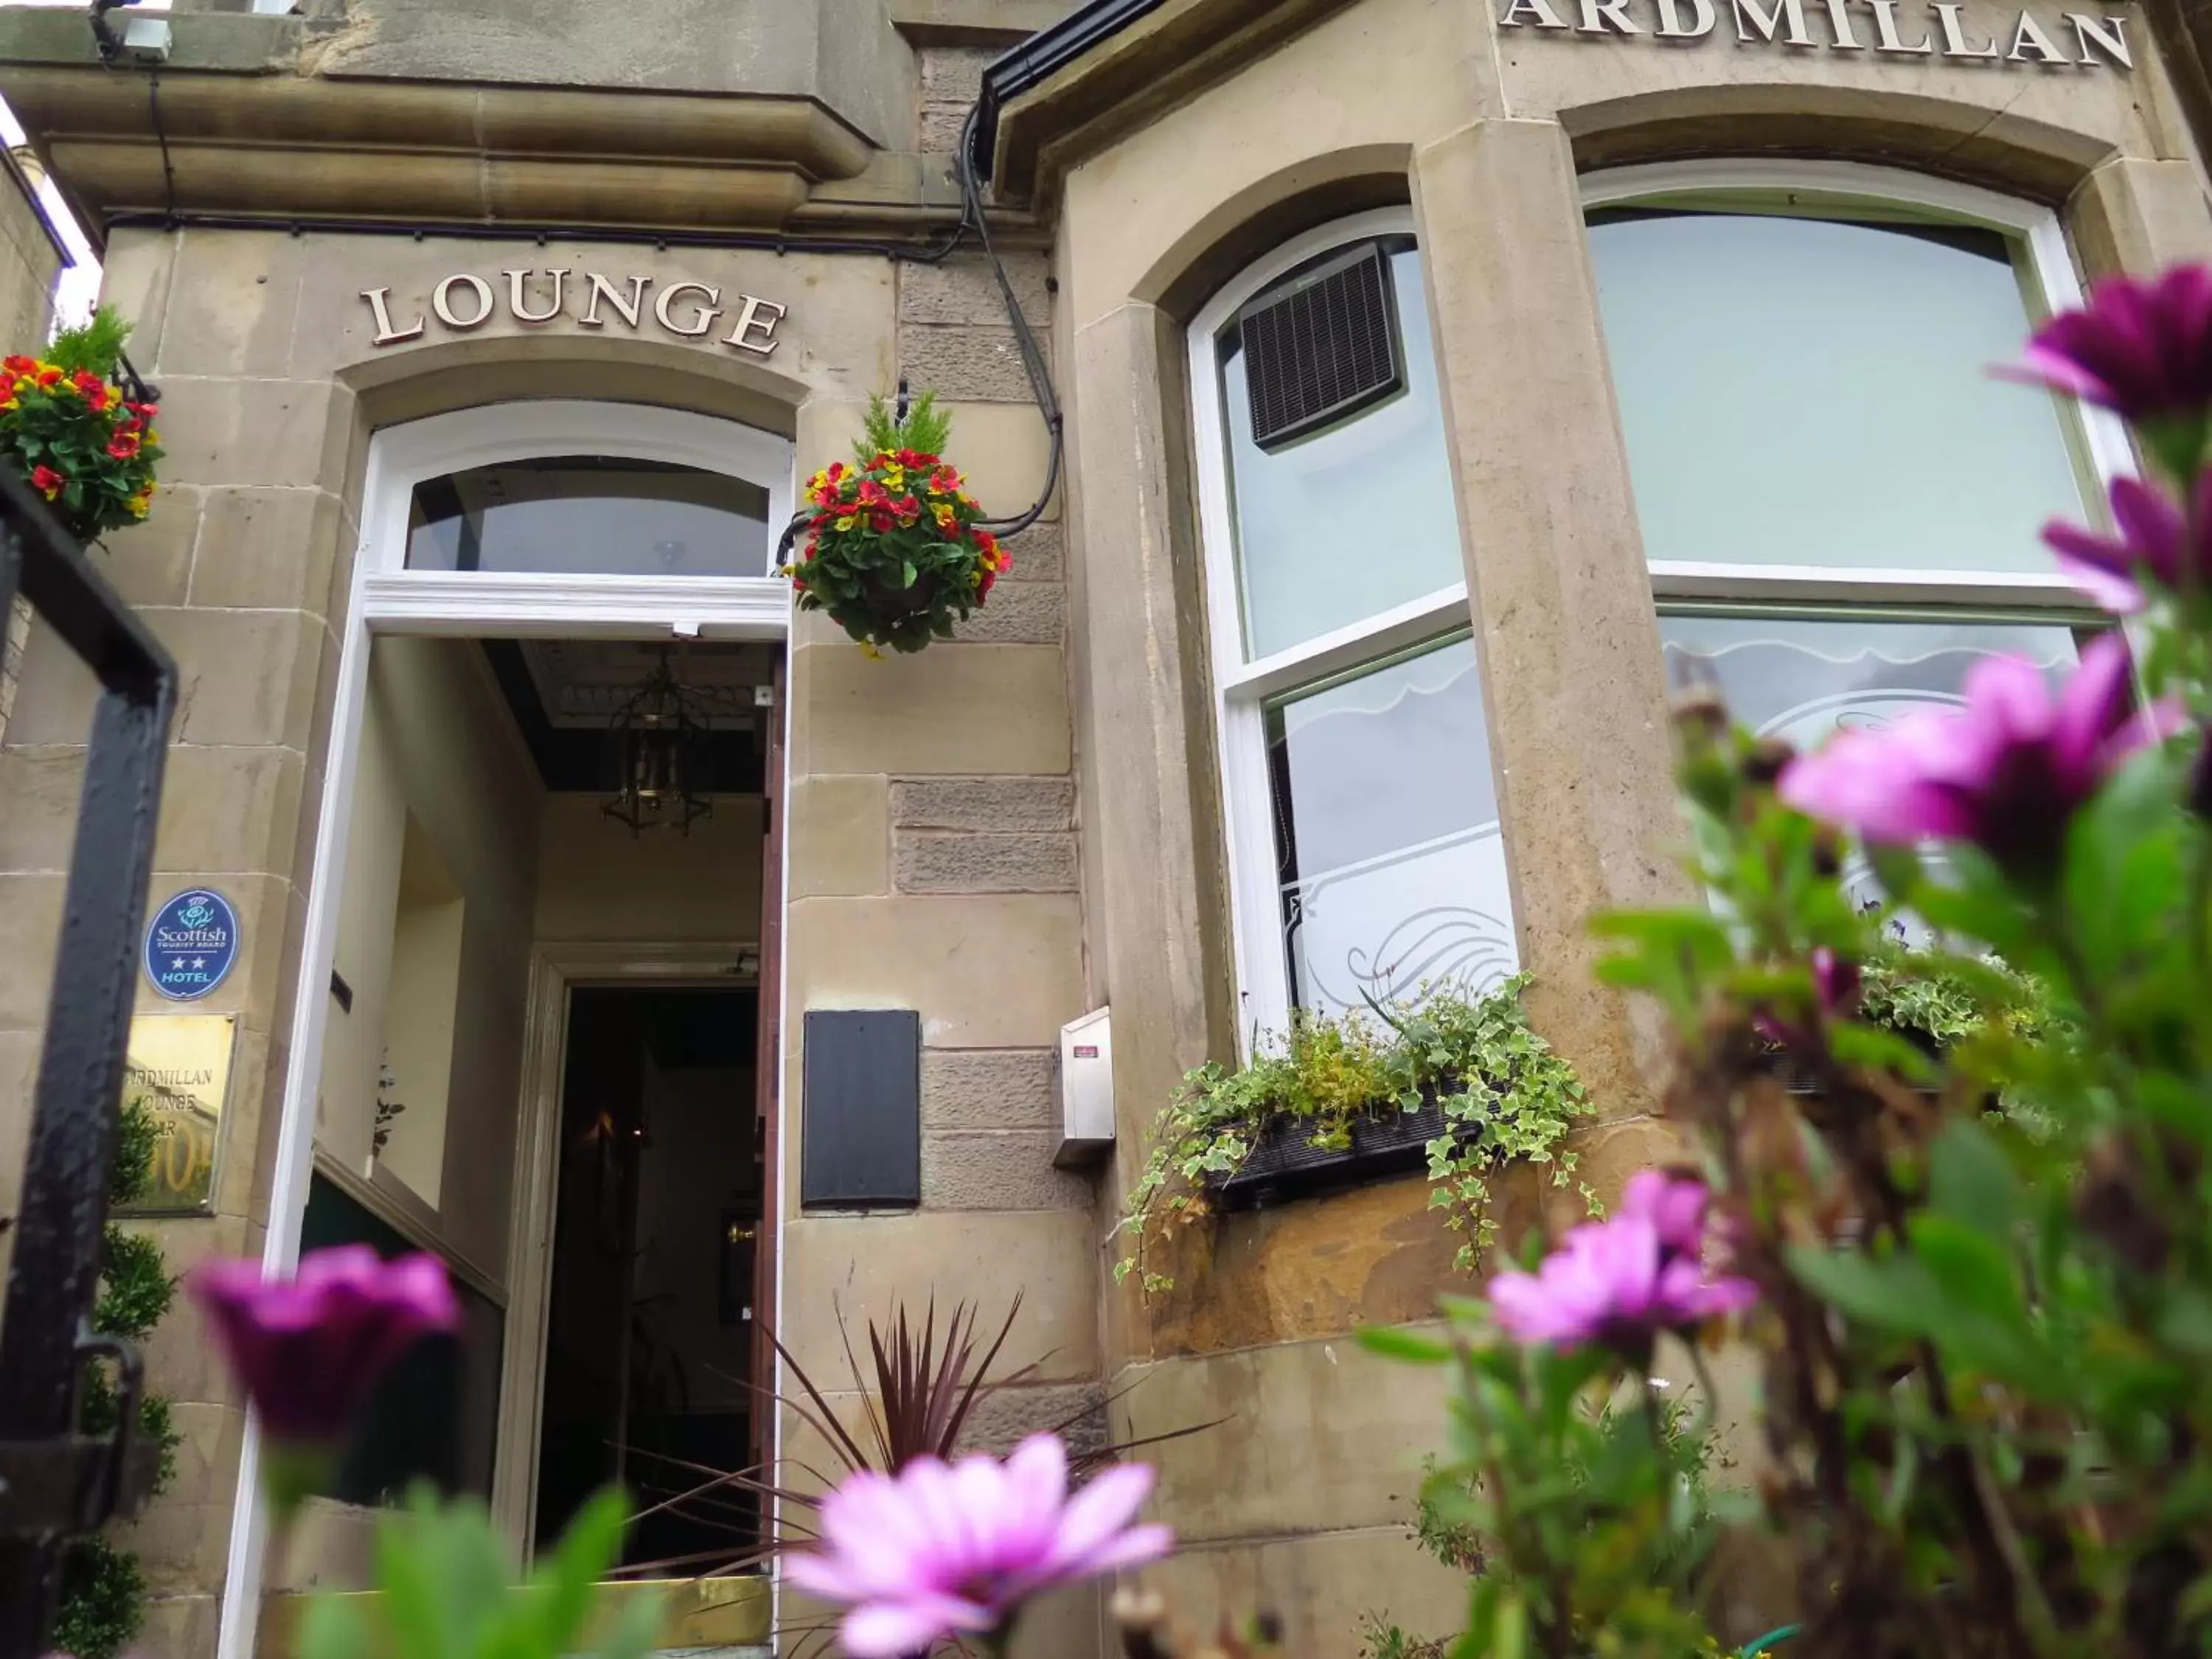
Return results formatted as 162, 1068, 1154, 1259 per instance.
1851, 942, 2074, 1136
1113, 973, 1595, 1295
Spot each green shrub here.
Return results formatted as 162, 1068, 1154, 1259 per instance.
49, 1536, 146, 1659
52, 1094, 178, 1655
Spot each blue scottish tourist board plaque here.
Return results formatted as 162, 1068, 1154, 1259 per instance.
143, 888, 240, 1002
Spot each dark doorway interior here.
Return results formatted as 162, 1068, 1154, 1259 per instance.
533, 986, 762, 1571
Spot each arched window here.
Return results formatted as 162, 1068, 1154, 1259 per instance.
1583, 161, 2126, 906
356, 400, 795, 635
405, 457, 773, 578
1189, 210, 1518, 1045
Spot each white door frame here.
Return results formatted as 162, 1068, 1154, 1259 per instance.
218, 400, 796, 1659
493, 939, 762, 1554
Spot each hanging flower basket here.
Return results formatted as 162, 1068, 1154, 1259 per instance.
782, 391, 1009, 655
0, 307, 161, 546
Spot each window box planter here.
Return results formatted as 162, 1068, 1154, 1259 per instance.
1208, 1085, 1455, 1212
1115, 975, 1590, 1295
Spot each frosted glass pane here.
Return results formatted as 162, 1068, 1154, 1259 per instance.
1219, 243, 1464, 661
1589, 212, 2089, 575
1265, 637, 1519, 1015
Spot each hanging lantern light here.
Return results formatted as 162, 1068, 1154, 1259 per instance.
604, 649, 713, 836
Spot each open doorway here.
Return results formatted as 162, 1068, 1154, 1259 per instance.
534, 985, 764, 1573
233, 401, 794, 1646
299, 627, 782, 1582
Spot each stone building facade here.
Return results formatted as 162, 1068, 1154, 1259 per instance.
0, 0, 2207, 1655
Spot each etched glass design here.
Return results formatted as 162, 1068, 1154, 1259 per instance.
1265, 636, 1520, 1015
1661, 612, 2084, 915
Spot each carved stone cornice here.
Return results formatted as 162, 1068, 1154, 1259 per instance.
986, 0, 1363, 206
0, 61, 883, 240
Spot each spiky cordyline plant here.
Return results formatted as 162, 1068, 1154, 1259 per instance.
617, 1296, 1210, 1656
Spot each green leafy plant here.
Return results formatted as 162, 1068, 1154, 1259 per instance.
1114, 974, 1593, 1295
782, 391, 1011, 655
1357, 1613, 1450, 1659
299, 1487, 661, 1659
48, 1537, 146, 1659
1388, 253, 2212, 1657
54, 1093, 182, 1659
374, 1051, 406, 1157
1363, 1324, 1735, 1658
1358, 1388, 1727, 1659
0, 305, 161, 543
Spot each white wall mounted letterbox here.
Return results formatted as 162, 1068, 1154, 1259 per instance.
1055, 1006, 1113, 1167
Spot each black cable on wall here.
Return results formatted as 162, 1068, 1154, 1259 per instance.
89, 47, 1066, 550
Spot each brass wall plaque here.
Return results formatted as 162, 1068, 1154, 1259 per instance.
118, 1015, 237, 1217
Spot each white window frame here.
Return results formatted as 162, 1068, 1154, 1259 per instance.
1579, 159, 2133, 613
358, 399, 796, 634
1188, 208, 1494, 1050
217, 399, 796, 1659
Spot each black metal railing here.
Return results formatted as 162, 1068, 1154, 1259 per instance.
0, 456, 178, 1657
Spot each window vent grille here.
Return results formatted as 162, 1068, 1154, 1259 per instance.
1237, 243, 1402, 451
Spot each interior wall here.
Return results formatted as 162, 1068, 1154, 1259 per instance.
323, 676, 408, 1174
379, 819, 465, 1206
535, 793, 765, 945
321, 635, 545, 1279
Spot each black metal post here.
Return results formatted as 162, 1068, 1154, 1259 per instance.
0, 462, 178, 1658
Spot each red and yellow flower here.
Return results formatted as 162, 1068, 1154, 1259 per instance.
0, 347, 164, 541
784, 425, 1007, 655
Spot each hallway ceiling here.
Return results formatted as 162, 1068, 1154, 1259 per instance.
518, 639, 777, 731
479, 639, 778, 794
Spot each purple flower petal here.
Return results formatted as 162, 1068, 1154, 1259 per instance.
843, 1592, 995, 1659
1040, 1463, 1155, 1576
1485, 1182, 1756, 1354
2043, 519, 2150, 615
2051, 633, 2136, 793
1779, 630, 2162, 881
1619, 1170, 1708, 1257
189, 1247, 459, 1448
1996, 341, 2116, 405
1999, 267, 2212, 428
785, 1434, 1176, 1644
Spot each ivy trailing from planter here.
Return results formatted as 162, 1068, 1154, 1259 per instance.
1855, 941, 2073, 1135
0, 307, 161, 545
783, 392, 1009, 655
52, 1093, 181, 1659
1113, 973, 1595, 1295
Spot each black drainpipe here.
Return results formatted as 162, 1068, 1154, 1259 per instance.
967, 0, 1174, 184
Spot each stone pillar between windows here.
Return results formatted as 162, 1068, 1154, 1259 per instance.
1409, 116, 1689, 1133
2067, 154, 2212, 280
1061, 297, 1240, 1326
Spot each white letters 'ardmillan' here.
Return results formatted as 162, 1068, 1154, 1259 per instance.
1498, 0, 2129, 63
359, 270, 790, 355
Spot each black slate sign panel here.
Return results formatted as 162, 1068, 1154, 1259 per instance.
801, 1009, 922, 1209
